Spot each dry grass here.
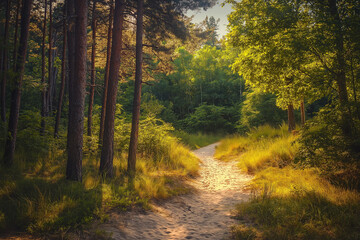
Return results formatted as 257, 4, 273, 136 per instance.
216, 125, 360, 239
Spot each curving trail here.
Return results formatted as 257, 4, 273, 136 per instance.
92, 143, 252, 240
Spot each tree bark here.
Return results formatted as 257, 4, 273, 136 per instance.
300, 100, 305, 126
287, 104, 295, 132
328, 0, 352, 136
0, 0, 10, 122
54, 0, 67, 137
87, 0, 97, 136
99, 0, 113, 145
3, 0, 33, 166
350, 56, 360, 121
12, 0, 21, 71
40, 0, 47, 134
47, 0, 53, 114
66, 0, 87, 181
100, 0, 125, 178
128, 0, 144, 176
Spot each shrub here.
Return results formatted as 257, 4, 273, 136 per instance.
238, 90, 287, 132
183, 104, 236, 133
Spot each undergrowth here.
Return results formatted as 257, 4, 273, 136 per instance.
0, 112, 199, 235
173, 130, 223, 149
216, 124, 360, 239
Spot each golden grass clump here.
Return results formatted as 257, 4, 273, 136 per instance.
217, 124, 360, 239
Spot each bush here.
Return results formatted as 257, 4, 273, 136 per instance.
295, 106, 360, 189
183, 104, 236, 133
238, 90, 287, 132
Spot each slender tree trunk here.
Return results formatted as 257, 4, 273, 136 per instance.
66, 0, 75, 170
66, 0, 87, 181
300, 99, 305, 126
47, 0, 53, 114
287, 104, 295, 132
12, 0, 21, 71
3, 0, 33, 166
128, 0, 144, 176
99, 0, 113, 145
0, 0, 10, 122
100, 0, 125, 178
66, 0, 75, 115
51, 32, 57, 110
54, 0, 67, 137
87, 0, 97, 136
350, 55, 360, 121
40, 0, 47, 134
328, 0, 352, 136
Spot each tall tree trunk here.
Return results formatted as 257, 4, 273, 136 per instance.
87, 0, 97, 136
328, 0, 352, 136
287, 104, 295, 132
47, 0, 53, 114
54, 0, 67, 137
12, 0, 21, 71
66, 0, 75, 170
300, 99, 305, 126
99, 0, 113, 145
40, 0, 47, 134
100, 0, 125, 178
127, 0, 144, 176
350, 56, 360, 121
50, 32, 57, 111
0, 0, 10, 122
3, 0, 33, 166
66, 0, 87, 181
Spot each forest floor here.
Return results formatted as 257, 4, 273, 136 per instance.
86, 143, 253, 240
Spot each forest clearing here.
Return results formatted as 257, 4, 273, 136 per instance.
1, 0, 360, 239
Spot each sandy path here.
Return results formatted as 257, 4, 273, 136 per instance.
92, 143, 252, 240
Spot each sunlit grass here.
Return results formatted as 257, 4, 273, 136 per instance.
234, 167, 360, 240
216, 124, 360, 239
0, 130, 199, 234
215, 124, 297, 173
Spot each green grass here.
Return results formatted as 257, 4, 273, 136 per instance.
215, 124, 298, 173
173, 130, 223, 149
216, 125, 360, 240
0, 124, 199, 235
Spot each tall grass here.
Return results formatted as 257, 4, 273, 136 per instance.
216, 124, 360, 239
0, 114, 199, 235
215, 124, 298, 173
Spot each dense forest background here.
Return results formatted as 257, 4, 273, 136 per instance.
0, 0, 359, 237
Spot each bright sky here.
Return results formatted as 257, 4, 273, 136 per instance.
186, 0, 233, 39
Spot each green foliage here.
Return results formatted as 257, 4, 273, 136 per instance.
183, 104, 236, 133
295, 106, 360, 189
173, 130, 223, 149
239, 90, 287, 132
0, 109, 199, 235
144, 45, 244, 132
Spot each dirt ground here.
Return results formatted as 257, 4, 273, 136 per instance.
88, 143, 253, 240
